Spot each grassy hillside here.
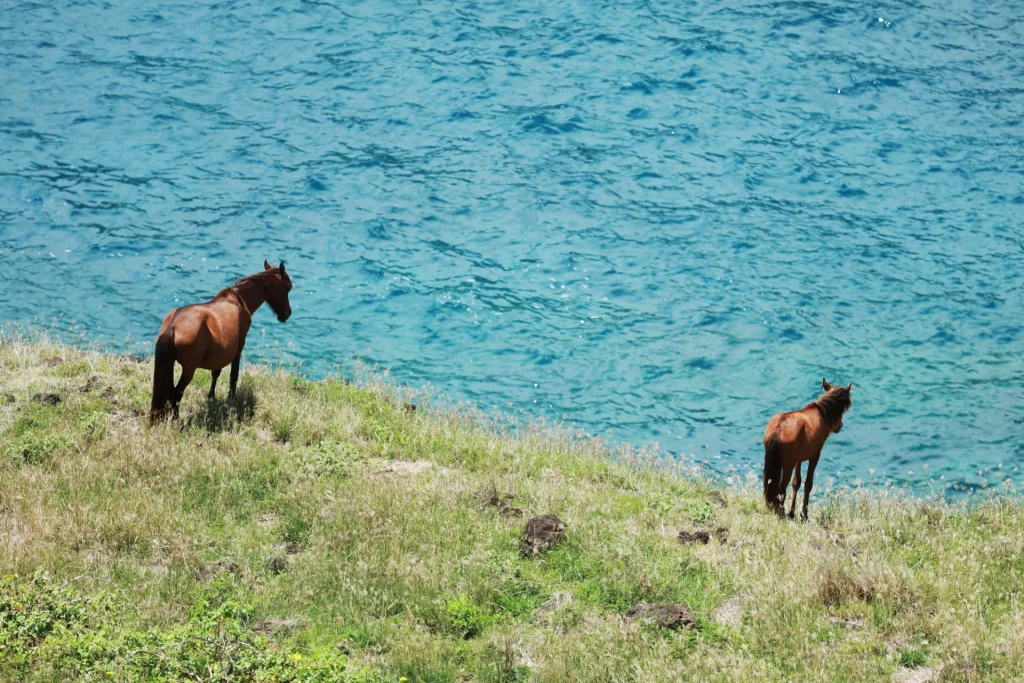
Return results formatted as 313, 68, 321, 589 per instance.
0, 334, 1021, 682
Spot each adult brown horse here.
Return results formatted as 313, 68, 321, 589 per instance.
150, 261, 293, 423
763, 379, 852, 520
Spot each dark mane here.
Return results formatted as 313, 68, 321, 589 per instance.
234, 270, 281, 290
813, 388, 851, 428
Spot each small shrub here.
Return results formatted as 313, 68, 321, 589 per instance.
301, 440, 357, 478
438, 594, 495, 639
899, 648, 927, 668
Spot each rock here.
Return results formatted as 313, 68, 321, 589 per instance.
380, 460, 433, 476
284, 541, 300, 555
404, 403, 417, 413
709, 491, 727, 507
711, 597, 741, 627
267, 555, 288, 574
480, 491, 525, 518
199, 558, 239, 580
534, 590, 573, 616
678, 530, 711, 545
828, 616, 865, 630
252, 618, 299, 635
4, 394, 15, 404
939, 661, 978, 682
125, 354, 145, 364
44, 356, 64, 368
625, 603, 695, 629
33, 392, 61, 406
520, 514, 566, 556
894, 667, 936, 683
678, 526, 728, 545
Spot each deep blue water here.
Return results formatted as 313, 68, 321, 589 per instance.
2, 1, 1024, 491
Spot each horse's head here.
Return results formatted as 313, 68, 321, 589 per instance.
263, 260, 293, 322
821, 378, 852, 432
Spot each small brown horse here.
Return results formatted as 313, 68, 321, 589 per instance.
763, 379, 852, 519
150, 261, 293, 423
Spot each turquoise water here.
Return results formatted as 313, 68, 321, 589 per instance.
2, 1, 1023, 491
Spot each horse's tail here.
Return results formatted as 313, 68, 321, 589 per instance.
763, 432, 782, 511
149, 325, 176, 424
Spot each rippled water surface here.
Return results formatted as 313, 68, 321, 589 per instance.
3, 1, 1024, 490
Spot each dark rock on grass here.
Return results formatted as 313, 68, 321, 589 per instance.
284, 541, 300, 555
480, 491, 524, 518
199, 558, 239, 581
709, 491, 727, 507
33, 392, 62, 406
44, 356, 64, 368
5, 394, 15, 404
678, 530, 711, 545
678, 526, 728, 545
625, 603, 695, 629
124, 354, 146, 364
405, 403, 417, 413
521, 514, 566, 557
267, 555, 288, 574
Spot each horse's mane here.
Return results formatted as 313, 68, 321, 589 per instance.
232, 267, 291, 292
813, 388, 851, 427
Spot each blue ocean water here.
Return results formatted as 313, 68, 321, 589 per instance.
2, 1, 1023, 491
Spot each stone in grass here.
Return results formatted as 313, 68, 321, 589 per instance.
479, 490, 524, 518
709, 491, 727, 507
252, 618, 300, 635
33, 392, 62, 406
520, 514, 566, 557
5, 394, 15, 404
711, 597, 742, 627
894, 667, 937, 683
267, 554, 288, 574
199, 558, 239, 581
678, 527, 728, 545
44, 356, 64, 368
625, 603, 695, 630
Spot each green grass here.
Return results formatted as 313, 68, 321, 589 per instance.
0, 333, 1020, 681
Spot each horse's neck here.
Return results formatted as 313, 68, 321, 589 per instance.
233, 281, 266, 315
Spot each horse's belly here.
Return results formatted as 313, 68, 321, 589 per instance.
198, 350, 236, 370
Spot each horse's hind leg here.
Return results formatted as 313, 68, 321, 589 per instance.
171, 366, 196, 419
802, 455, 821, 521
788, 463, 802, 519
208, 369, 221, 400
777, 465, 794, 517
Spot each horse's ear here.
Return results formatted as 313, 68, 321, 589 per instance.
264, 260, 272, 271
822, 378, 832, 391
846, 383, 853, 392
279, 262, 286, 275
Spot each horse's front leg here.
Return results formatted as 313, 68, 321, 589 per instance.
229, 355, 241, 400
788, 463, 802, 519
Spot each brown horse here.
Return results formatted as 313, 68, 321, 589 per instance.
150, 261, 293, 423
763, 379, 852, 520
